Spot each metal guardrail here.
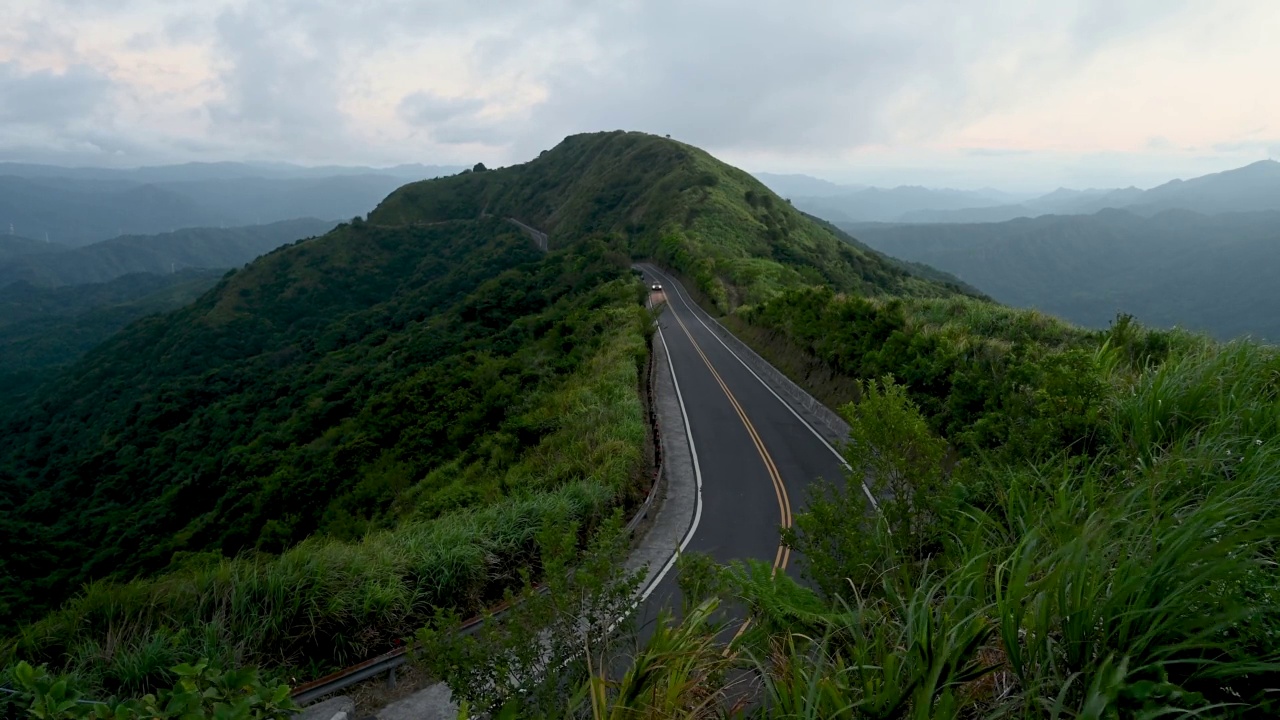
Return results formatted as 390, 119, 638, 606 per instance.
292, 310, 666, 706
507, 218, 548, 252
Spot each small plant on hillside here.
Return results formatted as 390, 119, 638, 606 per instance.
6, 659, 296, 720
786, 376, 950, 597
412, 513, 643, 716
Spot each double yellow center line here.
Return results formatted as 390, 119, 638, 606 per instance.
661, 293, 793, 572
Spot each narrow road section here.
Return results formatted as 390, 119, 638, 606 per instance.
352, 264, 855, 718
634, 263, 849, 628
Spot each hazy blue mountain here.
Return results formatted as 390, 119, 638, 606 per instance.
0, 163, 461, 245
0, 161, 463, 183
0, 270, 221, 328
791, 185, 1013, 223
845, 209, 1280, 341
898, 187, 1147, 223
898, 204, 1043, 223
1129, 160, 1280, 215
158, 176, 413, 226
0, 235, 67, 262
753, 172, 865, 198
0, 218, 336, 287
0, 176, 218, 246
891, 161, 1280, 224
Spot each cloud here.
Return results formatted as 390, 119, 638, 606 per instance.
0, 0, 1274, 185
0, 62, 113, 125
965, 148, 1033, 157
487, 0, 1204, 161
398, 92, 485, 126
1212, 138, 1280, 154
203, 3, 351, 157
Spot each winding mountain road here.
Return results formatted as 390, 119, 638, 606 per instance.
352, 263, 864, 718
633, 263, 853, 627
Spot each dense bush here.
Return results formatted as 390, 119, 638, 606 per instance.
3, 659, 297, 719
553, 336, 1280, 718
0, 221, 651, 695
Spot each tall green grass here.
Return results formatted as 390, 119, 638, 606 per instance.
582, 330, 1280, 717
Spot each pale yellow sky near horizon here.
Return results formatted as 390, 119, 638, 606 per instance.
1, 0, 1276, 190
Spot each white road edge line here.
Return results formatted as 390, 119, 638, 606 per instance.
646, 265, 878, 508
636, 306, 704, 604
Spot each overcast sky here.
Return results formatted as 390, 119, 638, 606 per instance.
1, 0, 1277, 191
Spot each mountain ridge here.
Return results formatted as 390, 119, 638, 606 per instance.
775, 159, 1280, 224
846, 207, 1280, 340
0, 218, 337, 288
0, 169, 454, 246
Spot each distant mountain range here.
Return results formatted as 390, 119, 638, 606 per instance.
0, 217, 337, 408
788, 186, 1024, 223
846, 208, 1280, 342
751, 173, 867, 198
0, 235, 63, 262
0, 218, 336, 287
0, 162, 463, 246
763, 160, 1280, 224
0, 161, 461, 183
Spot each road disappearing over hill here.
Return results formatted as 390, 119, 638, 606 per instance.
634, 263, 852, 626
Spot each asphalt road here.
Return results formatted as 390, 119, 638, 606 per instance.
634, 263, 850, 631
312, 264, 856, 717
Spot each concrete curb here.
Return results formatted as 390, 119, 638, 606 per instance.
623, 315, 699, 596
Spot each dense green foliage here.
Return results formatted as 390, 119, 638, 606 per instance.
371, 131, 964, 310
22, 129, 1249, 717
848, 209, 1280, 342
731, 286, 1118, 462
0, 130, 976, 714
759, 334, 1278, 717
0, 211, 647, 627
378, 135, 1280, 717
0, 218, 336, 287
468, 308, 1280, 717
0, 270, 222, 413
4, 659, 297, 719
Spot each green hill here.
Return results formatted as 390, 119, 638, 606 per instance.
370, 131, 962, 307
0, 131, 966, 694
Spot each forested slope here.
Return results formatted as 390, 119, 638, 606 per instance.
0, 270, 223, 413
0, 131, 970, 699
371, 131, 969, 308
